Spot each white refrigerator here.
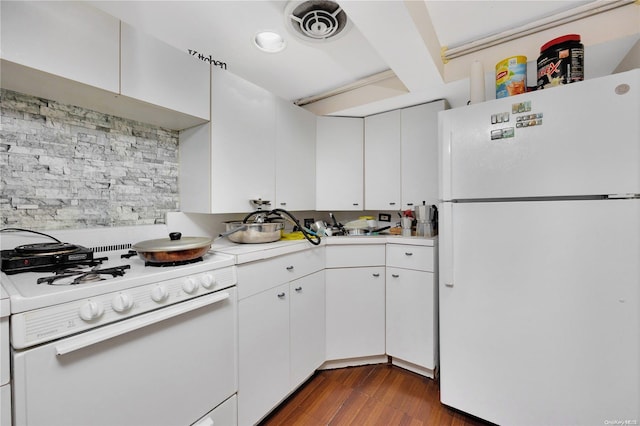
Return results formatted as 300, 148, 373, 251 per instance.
438, 69, 639, 426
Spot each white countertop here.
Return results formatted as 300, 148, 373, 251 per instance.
214, 234, 437, 264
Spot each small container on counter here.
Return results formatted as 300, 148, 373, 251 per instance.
537, 34, 584, 90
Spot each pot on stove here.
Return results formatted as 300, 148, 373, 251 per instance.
132, 232, 212, 264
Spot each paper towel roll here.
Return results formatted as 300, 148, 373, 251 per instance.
470, 60, 485, 104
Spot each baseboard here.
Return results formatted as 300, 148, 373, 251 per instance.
319, 355, 389, 370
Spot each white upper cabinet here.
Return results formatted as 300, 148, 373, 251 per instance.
0, 2, 209, 130
364, 110, 402, 210
180, 68, 276, 214
0, 1, 119, 92
275, 100, 317, 211
316, 116, 364, 211
401, 100, 446, 208
210, 67, 276, 213
120, 23, 210, 120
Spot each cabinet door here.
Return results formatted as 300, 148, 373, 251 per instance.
120, 23, 210, 120
364, 110, 401, 210
0, 1, 119, 92
211, 68, 276, 213
400, 101, 445, 208
386, 267, 435, 369
325, 267, 385, 359
1, 383, 9, 426
290, 271, 325, 388
275, 100, 317, 211
238, 284, 289, 426
316, 116, 364, 211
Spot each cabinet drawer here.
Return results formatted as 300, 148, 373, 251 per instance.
238, 249, 325, 299
325, 244, 385, 268
386, 244, 434, 271
193, 395, 236, 426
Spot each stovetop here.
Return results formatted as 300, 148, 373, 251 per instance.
1, 249, 235, 314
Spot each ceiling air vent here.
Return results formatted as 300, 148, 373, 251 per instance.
285, 0, 351, 42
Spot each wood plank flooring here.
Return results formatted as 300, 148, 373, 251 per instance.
259, 363, 493, 426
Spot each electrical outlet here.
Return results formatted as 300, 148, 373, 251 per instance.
378, 213, 391, 222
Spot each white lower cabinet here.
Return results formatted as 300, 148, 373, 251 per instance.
290, 271, 326, 388
1, 384, 10, 426
238, 283, 290, 426
325, 267, 386, 360
385, 243, 437, 377
192, 395, 237, 426
236, 240, 437, 424
237, 250, 325, 426
325, 244, 386, 361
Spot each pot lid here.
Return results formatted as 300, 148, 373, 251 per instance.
132, 232, 212, 252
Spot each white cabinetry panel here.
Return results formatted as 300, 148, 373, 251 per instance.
1, 2, 209, 130
237, 253, 325, 426
386, 266, 435, 371
237, 248, 324, 300
275, 100, 317, 211
316, 116, 364, 211
386, 242, 437, 376
1, 1, 119, 92
386, 244, 434, 272
120, 23, 210, 120
325, 244, 385, 268
211, 68, 276, 212
238, 284, 290, 426
193, 395, 237, 426
401, 100, 445, 208
290, 271, 325, 388
325, 267, 386, 360
180, 68, 277, 213
364, 110, 401, 210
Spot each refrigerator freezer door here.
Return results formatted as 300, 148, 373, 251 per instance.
440, 69, 639, 200
439, 199, 639, 425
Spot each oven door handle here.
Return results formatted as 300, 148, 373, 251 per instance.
55, 291, 231, 356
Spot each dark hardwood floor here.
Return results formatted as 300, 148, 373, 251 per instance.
259, 363, 493, 426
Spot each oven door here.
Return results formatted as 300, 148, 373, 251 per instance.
13, 288, 237, 426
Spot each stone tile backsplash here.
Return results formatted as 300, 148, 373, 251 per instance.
0, 89, 180, 230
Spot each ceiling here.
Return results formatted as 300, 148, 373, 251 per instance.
90, 0, 639, 117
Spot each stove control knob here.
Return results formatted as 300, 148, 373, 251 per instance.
151, 285, 169, 303
201, 273, 216, 289
112, 293, 134, 313
182, 277, 199, 294
79, 300, 104, 322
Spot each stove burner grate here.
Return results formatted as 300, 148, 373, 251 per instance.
37, 264, 131, 286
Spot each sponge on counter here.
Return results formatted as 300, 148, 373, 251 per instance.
281, 231, 307, 240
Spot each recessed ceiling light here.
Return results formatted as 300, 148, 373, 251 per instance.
254, 31, 286, 53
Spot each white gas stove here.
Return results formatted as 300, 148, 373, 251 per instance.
1, 226, 239, 426
1, 226, 235, 348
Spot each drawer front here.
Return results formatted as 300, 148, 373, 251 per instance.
386, 244, 434, 271
193, 395, 236, 426
238, 248, 325, 299
325, 244, 385, 268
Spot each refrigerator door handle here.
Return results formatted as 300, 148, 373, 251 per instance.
441, 202, 454, 288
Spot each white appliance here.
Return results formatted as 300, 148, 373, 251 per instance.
438, 69, 639, 425
0, 285, 10, 426
1, 226, 238, 426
